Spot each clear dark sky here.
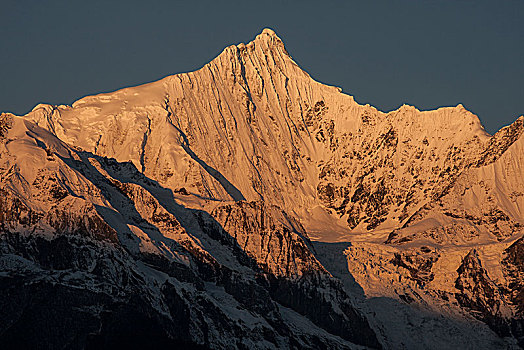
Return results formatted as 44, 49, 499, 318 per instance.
1, 0, 522, 134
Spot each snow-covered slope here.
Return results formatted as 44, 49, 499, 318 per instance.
0, 112, 379, 349
24, 29, 492, 240
2, 28, 524, 348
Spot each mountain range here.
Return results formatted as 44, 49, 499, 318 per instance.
1, 28, 523, 349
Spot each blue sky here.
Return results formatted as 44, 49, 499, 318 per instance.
1, 0, 522, 134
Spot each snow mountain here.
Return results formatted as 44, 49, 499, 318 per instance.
1, 28, 523, 349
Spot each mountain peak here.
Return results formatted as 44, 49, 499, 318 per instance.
209, 27, 294, 79
258, 27, 279, 40
217, 28, 287, 61
249, 27, 286, 51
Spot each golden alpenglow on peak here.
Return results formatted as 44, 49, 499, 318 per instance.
1, 27, 524, 349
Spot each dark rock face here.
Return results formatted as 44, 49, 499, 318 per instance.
267, 275, 380, 349
208, 200, 381, 348
391, 247, 440, 285
0, 278, 205, 350
454, 249, 514, 340
506, 243, 524, 302
210, 201, 323, 277
0, 227, 379, 349
0, 233, 190, 350
503, 238, 524, 347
